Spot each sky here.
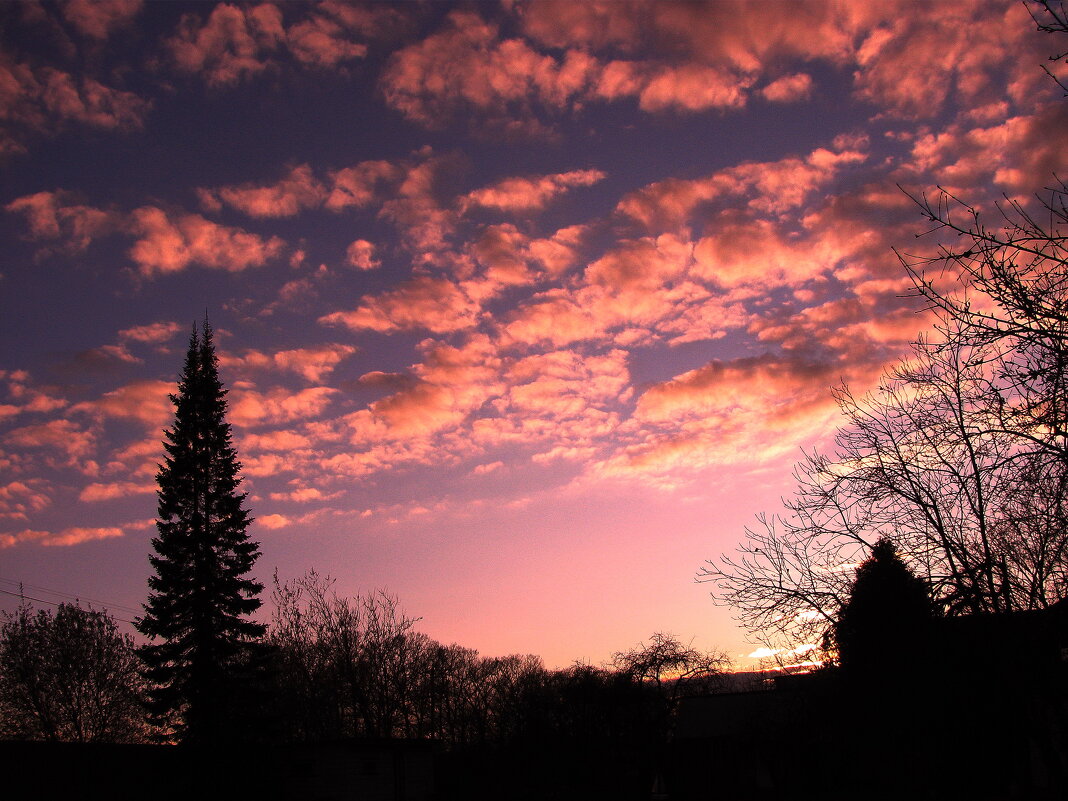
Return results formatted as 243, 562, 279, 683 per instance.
1, 0, 1065, 670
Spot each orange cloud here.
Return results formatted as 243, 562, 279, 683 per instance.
761, 73, 814, 103
4, 419, 95, 464
0, 57, 149, 151
5, 190, 114, 252
380, 9, 595, 133
285, 12, 368, 68
585, 353, 852, 488
128, 206, 284, 275
257, 513, 291, 529
0, 480, 51, 520
118, 321, 183, 344
325, 160, 401, 210
240, 430, 314, 452
320, 277, 481, 334
166, 3, 286, 86
691, 216, 837, 292
223, 344, 357, 383
462, 169, 606, 213
623, 63, 752, 112
345, 239, 380, 270
268, 486, 341, 503
0, 525, 124, 548
852, 1, 1042, 119
199, 164, 326, 218
502, 292, 601, 348
78, 481, 155, 502
906, 104, 1068, 195
325, 337, 505, 460
62, 0, 143, 40
43, 526, 124, 547
229, 385, 338, 427
616, 144, 867, 231
165, 1, 397, 87
72, 379, 173, 426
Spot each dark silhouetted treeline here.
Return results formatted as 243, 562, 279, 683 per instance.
0, 577, 727, 800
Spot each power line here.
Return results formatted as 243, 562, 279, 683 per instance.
0, 577, 142, 616
0, 586, 139, 625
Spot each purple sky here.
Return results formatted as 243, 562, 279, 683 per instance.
1, 0, 1065, 668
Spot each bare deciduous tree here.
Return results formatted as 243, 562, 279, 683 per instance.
0, 602, 146, 742
703, 7, 1068, 652
701, 327, 1068, 652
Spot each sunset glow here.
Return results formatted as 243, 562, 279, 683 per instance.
1, 0, 1062, 668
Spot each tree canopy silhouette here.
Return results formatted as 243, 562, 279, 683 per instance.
831, 538, 933, 673
136, 319, 265, 743
0, 602, 145, 742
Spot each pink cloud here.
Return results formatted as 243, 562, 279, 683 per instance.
5, 190, 114, 252
691, 216, 841, 292
240, 430, 313, 452
503, 234, 705, 347
906, 105, 1068, 195
616, 144, 867, 231
223, 344, 357, 383
517, 0, 859, 63
78, 480, 155, 501
320, 277, 481, 334
345, 239, 380, 270
72, 379, 173, 426
502, 292, 601, 348
164, 1, 398, 88
526, 225, 588, 278
268, 486, 341, 503
462, 169, 606, 213
0, 372, 67, 418
242, 453, 295, 477
628, 63, 752, 112
199, 164, 326, 218
0, 480, 51, 520
285, 13, 368, 67
341, 336, 504, 445
4, 419, 95, 464
499, 349, 631, 427
325, 160, 400, 210
42, 526, 124, 547
166, 3, 285, 87
36, 68, 148, 129
761, 73, 814, 103
467, 225, 534, 289
0, 54, 147, 153
584, 354, 854, 489
379, 1, 872, 131
118, 321, 183, 345
635, 355, 834, 424
104, 437, 159, 476
62, 0, 143, 40
380, 10, 595, 133
374, 154, 462, 258
128, 206, 285, 275
0, 529, 50, 548
852, 1, 1043, 119
229, 385, 339, 427
258, 513, 290, 529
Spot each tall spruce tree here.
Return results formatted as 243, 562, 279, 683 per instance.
136, 319, 265, 743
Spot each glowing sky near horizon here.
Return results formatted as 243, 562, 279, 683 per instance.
1, 0, 1065, 669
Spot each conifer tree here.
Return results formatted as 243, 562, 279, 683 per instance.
832, 537, 933, 674
136, 319, 265, 743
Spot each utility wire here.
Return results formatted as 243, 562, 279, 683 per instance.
0, 587, 138, 625
0, 577, 142, 616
